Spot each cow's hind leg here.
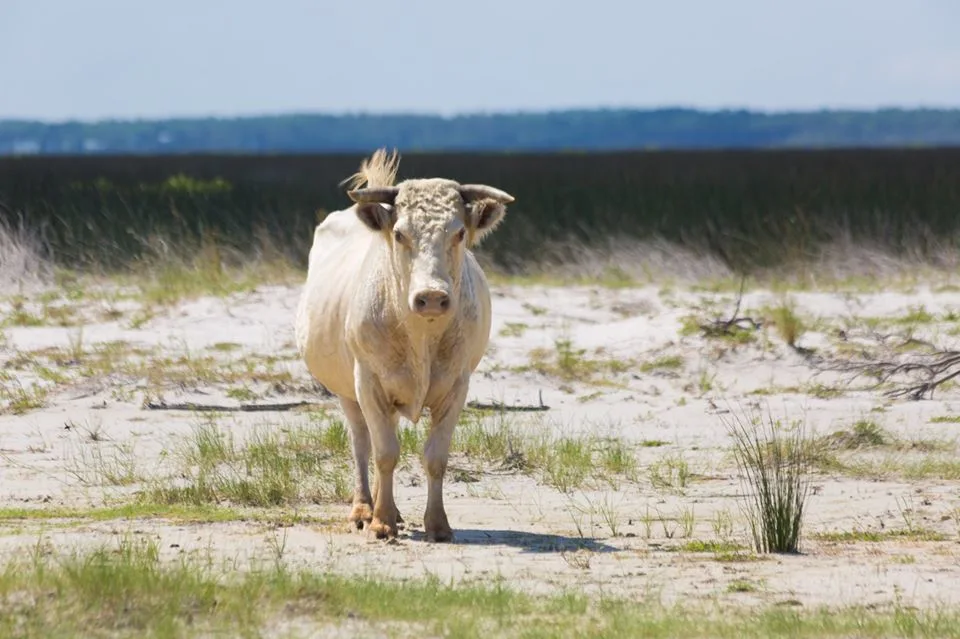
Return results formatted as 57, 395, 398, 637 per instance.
423, 378, 469, 542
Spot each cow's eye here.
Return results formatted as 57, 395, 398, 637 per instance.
393, 230, 405, 244
454, 228, 466, 244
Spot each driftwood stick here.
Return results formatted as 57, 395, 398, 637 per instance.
467, 390, 550, 412
467, 401, 550, 413
144, 400, 327, 413
145, 398, 551, 414
699, 275, 763, 336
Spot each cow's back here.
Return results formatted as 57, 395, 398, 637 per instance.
295, 207, 376, 399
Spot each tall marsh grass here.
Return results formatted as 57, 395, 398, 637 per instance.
3, 149, 960, 277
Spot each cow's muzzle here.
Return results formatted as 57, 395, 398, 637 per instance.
412, 290, 451, 317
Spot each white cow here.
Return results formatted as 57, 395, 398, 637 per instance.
295, 149, 513, 542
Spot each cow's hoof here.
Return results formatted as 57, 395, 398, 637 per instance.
348, 503, 373, 530
368, 517, 399, 540
426, 525, 454, 543
424, 510, 453, 542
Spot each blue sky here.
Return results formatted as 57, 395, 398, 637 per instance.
2, 0, 959, 121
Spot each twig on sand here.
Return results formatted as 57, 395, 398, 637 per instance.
144, 400, 328, 413
699, 275, 763, 337
146, 383, 550, 414
467, 390, 550, 412
145, 393, 550, 414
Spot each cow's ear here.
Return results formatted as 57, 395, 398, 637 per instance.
466, 199, 506, 246
355, 203, 396, 232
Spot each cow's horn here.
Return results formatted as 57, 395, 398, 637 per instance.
458, 184, 515, 204
348, 186, 400, 204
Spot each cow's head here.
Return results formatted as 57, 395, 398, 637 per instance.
348, 178, 513, 320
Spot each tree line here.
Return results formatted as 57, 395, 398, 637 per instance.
2, 108, 960, 154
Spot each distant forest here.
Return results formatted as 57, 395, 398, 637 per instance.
2, 108, 960, 155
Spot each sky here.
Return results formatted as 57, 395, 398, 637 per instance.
2, 0, 959, 122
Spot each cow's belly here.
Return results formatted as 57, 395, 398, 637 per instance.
304, 330, 356, 400
296, 209, 373, 401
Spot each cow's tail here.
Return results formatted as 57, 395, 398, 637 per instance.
341, 147, 400, 190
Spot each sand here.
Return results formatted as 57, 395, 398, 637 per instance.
2, 278, 960, 613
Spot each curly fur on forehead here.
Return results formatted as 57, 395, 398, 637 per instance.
395, 179, 466, 227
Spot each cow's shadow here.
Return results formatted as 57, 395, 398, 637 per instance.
407, 528, 618, 553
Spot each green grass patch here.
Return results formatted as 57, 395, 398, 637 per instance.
727, 579, 758, 593
639, 355, 685, 373
2, 536, 960, 638
0, 381, 48, 415
814, 528, 948, 543
523, 338, 632, 385
143, 415, 352, 508
824, 419, 889, 449
678, 540, 746, 554
498, 322, 529, 338
818, 454, 960, 481
0, 503, 330, 526
893, 305, 937, 325
451, 412, 639, 492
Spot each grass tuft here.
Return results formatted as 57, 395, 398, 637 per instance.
765, 296, 806, 348
649, 453, 690, 492
722, 403, 811, 554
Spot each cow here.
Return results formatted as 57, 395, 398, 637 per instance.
295, 148, 514, 542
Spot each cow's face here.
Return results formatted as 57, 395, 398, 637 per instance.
349, 179, 512, 321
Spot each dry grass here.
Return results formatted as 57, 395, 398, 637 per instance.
0, 216, 51, 293
487, 236, 734, 287
4, 211, 960, 310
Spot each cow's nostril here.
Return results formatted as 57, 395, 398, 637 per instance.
439, 297, 450, 309
415, 296, 427, 309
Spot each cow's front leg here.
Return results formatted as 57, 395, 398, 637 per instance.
356, 368, 400, 539
339, 397, 373, 529
371, 473, 404, 526
423, 378, 469, 542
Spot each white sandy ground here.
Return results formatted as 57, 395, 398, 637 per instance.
2, 279, 960, 615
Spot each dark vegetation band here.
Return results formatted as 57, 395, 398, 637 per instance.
2, 149, 959, 274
